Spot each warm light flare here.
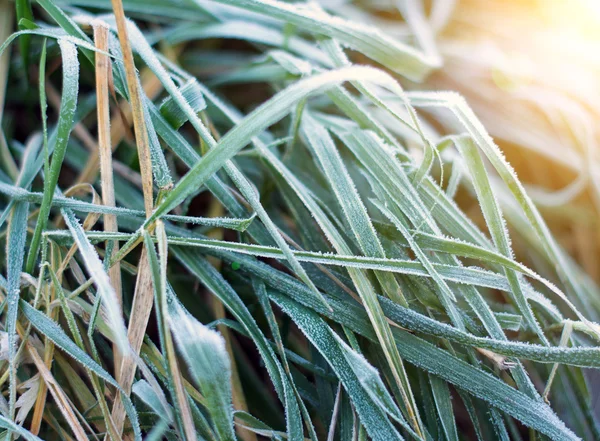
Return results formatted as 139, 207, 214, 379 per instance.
428, 0, 600, 282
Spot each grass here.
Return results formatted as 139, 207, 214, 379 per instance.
0, 0, 599, 440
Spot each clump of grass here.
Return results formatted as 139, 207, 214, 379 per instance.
0, 0, 599, 440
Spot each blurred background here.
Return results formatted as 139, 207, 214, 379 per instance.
428, 0, 600, 416
427, 0, 600, 284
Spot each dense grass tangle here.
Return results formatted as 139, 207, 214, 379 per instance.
0, 0, 599, 440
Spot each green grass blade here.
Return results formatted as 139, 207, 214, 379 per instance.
301, 114, 406, 306
169, 299, 236, 441
456, 137, 549, 343
265, 288, 580, 440
172, 248, 308, 441
269, 293, 405, 441
194, 0, 440, 80
149, 66, 411, 223
429, 375, 458, 441
60, 209, 129, 352
5, 201, 29, 420
144, 225, 197, 441
25, 39, 79, 273
0, 415, 43, 441
0, 181, 255, 231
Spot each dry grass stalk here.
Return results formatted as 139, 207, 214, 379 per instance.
93, 20, 124, 381
27, 343, 89, 441
29, 247, 59, 435
74, 70, 163, 186
107, 0, 157, 436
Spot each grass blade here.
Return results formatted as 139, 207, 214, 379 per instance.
169, 300, 236, 441
25, 39, 79, 273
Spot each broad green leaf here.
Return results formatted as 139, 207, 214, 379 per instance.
132, 380, 173, 423
159, 79, 207, 129
169, 299, 236, 441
